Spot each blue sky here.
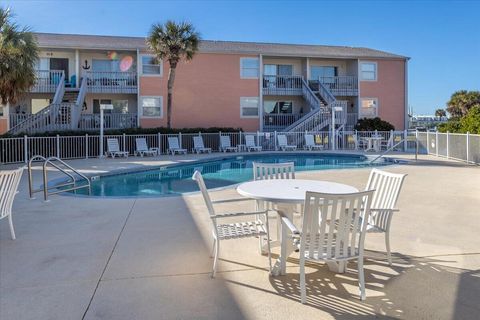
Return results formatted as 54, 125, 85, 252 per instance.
3, 0, 479, 114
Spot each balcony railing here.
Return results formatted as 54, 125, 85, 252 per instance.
263, 113, 305, 131
31, 70, 65, 93
78, 113, 138, 130
85, 71, 137, 94
318, 76, 358, 96
262, 75, 303, 95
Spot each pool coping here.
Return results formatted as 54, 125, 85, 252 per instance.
48, 151, 398, 199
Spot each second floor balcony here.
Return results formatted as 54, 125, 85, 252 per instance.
30, 70, 138, 94
85, 71, 137, 94
310, 76, 358, 96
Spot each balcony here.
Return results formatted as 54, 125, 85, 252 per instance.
31, 70, 64, 93
311, 76, 358, 96
263, 113, 304, 131
262, 75, 303, 95
78, 113, 138, 130
85, 71, 137, 94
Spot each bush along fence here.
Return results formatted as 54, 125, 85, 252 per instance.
0, 130, 419, 165
416, 131, 480, 164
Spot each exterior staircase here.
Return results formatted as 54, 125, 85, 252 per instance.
8, 76, 87, 135
284, 79, 347, 133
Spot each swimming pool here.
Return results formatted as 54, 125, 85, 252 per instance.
67, 153, 389, 198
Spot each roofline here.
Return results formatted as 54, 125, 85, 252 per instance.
33, 32, 410, 60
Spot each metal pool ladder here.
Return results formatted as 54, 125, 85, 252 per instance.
28, 155, 91, 201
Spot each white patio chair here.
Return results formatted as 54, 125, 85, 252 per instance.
304, 134, 324, 151
0, 167, 24, 240
245, 135, 262, 152
219, 135, 238, 153
281, 189, 375, 301
252, 162, 297, 251
381, 135, 394, 150
353, 134, 367, 150
134, 138, 158, 157
364, 169, 407, 265
106, 138, 129, 158
192, 170, 272, 277
277, 134, 297, 151
193, 136, 212, 154
167, 137, 187, 155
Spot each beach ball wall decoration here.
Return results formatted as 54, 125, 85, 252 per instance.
120, 56, 134, 71
107, 51, 118, 60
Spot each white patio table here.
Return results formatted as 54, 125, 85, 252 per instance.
237, 179, 358, 276
365, 137, 383, 152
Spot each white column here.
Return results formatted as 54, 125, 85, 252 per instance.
75, 49, 80, 88
136, 49, 141, 128
258, 54, 263, 132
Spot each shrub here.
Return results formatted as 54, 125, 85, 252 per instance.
354, 117, 395, 131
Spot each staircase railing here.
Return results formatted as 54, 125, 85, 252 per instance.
71, 77, 87, 130
8, 72, 66, 135
301, 78, 322, 110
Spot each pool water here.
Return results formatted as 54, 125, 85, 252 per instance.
68, 153, 388, 197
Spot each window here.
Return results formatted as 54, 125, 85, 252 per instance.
92, 59, 120, 72
360, 62, 377, 81
240, 97, 259, 118
0, 105, 4, 117
31, 99, 50, 114
240, 58, 259, 79
310, 66, 337, 80
141, 96, 163, 117
360, 98, 378, 118
264, 101, 293, 114
141, 55, 162, 75
263, 64, 293, 76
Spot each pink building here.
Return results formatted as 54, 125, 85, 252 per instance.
0, 33, 409, 135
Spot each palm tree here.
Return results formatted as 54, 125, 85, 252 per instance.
147, 21, 200, 128
0, 7, 38, 110
435, 108, 447, 119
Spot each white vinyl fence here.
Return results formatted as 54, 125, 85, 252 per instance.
416, 131, 480, 164
1, 130, 414, 165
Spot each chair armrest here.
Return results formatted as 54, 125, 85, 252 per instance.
370, 208, 400, 213
211, 198, 252, 204
281, 217, 300, 235
213, 210, 268, 219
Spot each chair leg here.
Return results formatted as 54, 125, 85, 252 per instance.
265, 215, 272, 274
385, 230, 392, 266
210, 238, 216, 258
358, 257, 366, 301
212, 239, 220, 278
300, 257, 306, 304
8, 214, 16, 240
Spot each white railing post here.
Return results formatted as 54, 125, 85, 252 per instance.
158, 133, 161, 155
257, 131, 260, 149
179, 132, 182, 150
403, 129, 407, 152
85, 134, 89, 159
435, 131, 439, 156
426, 131, 430, 154
239, 130, 242, 146
56, 134, 60, 159
415, 129, 419, 160
24, 135, 28, 164
466, 131, 470, 163
274, 131, 278, 150
446, 131, 449, 159
123, 133, 126, 154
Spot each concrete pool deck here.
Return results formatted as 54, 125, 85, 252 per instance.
0, 152, 479, 319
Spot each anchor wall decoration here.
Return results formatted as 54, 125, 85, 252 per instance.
82, 60, 90, 70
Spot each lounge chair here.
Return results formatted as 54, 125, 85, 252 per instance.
0, 167, 24, 240
193, 136, 212, 154
219, 135, 238, 152
277, 134, 297, 151
353, 134, 367, 150
245, 135, 262, 152
192, 170, 272, 277
167, 137, 187, 155
281, 189, 375, 301
106, 138, 129, 158
134, 138, 158, 157
304, 134, 323, 151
